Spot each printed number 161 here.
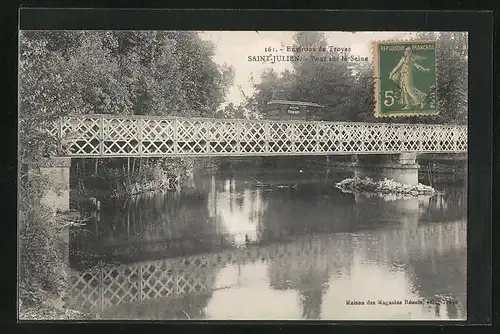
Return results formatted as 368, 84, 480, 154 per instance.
383, 91, 395, 107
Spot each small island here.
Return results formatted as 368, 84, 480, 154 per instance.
335, 176, 437, 198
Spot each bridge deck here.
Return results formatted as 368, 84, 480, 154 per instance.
53, 115, 468, 158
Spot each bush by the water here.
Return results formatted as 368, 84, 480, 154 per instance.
104, 162, 178, 198
19, 204, 67, 307
77, 157, 219, 199
335, 176, 437, 198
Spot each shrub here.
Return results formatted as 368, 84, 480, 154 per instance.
19, 204, 68, 307
19, 168, 68, 307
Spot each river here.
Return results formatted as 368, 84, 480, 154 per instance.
66, 163, 467, 321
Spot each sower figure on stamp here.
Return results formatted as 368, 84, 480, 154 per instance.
389, 46, 431, 110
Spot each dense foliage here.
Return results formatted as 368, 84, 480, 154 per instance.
412, 32, 468, 124
19, 30, 234, 167
18, 30, 234, 310
249, 32, 375, 122
214, 102, 248, 119
250, 31, 468, 124
19, 202, 67, 307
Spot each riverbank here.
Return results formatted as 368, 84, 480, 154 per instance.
18, 178, 94, 320
336, 176, 437, 198
73, 157, 219, 201
19, 304, 99, 320
108, 177, 180, 198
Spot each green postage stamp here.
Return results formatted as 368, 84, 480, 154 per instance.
373, 40, 438, 117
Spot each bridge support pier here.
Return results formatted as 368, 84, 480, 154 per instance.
28, 157, 71, 213
353, 153, 420, 186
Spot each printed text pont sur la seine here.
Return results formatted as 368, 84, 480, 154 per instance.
247, 45, 369, 64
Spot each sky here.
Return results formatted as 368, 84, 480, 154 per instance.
198, 31, 412, 106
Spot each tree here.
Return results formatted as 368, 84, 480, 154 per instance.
251, 31, 371, 122
19, 30, 236, 310
252, 69, 285, 112
99, 31, 235, 117
96, 31, 235, 177
251, 31, 468, 125
19, 30, 235, 164
378, 32, 468, 125
215, 103, 247, 119
292, 32, 362, 121
19, 32, 79, 163
344, 62, 377, 122
419, 32, 468, 125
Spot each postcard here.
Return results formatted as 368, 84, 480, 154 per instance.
19, 28, 468, 321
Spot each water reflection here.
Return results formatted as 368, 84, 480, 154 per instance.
68, 168, 467, 320
212, 177, 267, 246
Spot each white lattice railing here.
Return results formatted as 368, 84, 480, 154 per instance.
52, 115, 468, 157
67, 221, 466, 311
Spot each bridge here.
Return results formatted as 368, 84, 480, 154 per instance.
52, 115, 467, 158
33, 114, 468, 213
67, 221, 466, 316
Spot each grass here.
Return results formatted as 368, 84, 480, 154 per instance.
19, 304, 99, 321
19, 203, 67, 306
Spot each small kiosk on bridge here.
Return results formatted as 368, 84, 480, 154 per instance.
265, 100, 325, 121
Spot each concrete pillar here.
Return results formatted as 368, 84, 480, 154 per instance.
353, 153, 420, 186
29, 157, 71, 213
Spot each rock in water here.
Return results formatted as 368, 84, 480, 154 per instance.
335, 176, 436, 198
